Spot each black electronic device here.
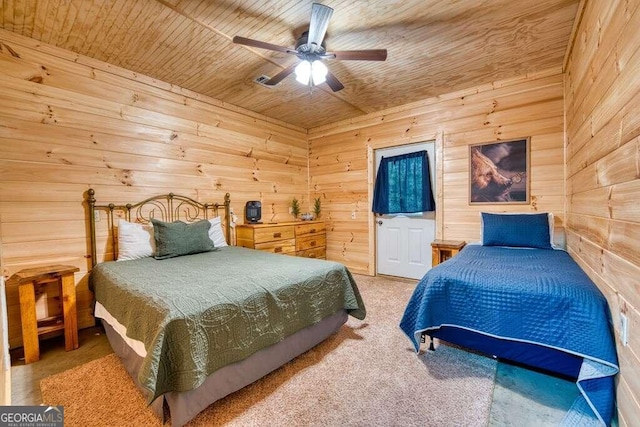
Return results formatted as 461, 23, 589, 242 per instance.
245, 201, 262, 223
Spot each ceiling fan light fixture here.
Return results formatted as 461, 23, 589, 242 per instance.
295, 60, 328, 86
233, 2, 387, 92
311, 60, 327, 85
295, 60, 312, 85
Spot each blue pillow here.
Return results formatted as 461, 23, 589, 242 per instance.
481, 213, 552, 249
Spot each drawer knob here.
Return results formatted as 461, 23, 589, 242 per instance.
273, 232, 281, 238
310, 241, 316, 246
310, 228, 316, 233
308, 253, 316, 258
274, 247, 282, 253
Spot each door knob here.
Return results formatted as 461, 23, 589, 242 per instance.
377, 220, 383, 225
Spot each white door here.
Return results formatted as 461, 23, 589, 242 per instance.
375, 142, 436, 280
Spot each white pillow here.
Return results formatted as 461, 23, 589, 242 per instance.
208, 217, 228, 247
117, 220, 155, 261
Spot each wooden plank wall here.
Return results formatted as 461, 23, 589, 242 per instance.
564, 1, 640, 424
0, 29, 308, 349
308, 69, 565, 275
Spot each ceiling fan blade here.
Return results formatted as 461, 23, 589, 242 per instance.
307, 3, 333, 52
326, 49, 388, 61
233, 36, 296, 54
263, 63, 297, 86
325, 71, 344, 92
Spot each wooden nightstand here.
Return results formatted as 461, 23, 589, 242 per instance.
431, 240, 466, 267
12, 265, 79, 364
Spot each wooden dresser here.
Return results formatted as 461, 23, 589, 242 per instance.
236, 221, 326, 259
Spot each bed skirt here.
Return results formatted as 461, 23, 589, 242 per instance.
426, 326, 583, 379
102, 309, 349, 427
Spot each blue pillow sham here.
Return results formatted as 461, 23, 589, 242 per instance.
481, 212, 552, 249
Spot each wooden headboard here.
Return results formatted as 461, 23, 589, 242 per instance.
86, 188, 231, 267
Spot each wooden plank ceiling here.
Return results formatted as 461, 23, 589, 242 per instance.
0, 0, 580, 129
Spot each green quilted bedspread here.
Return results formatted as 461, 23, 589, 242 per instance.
89, 246, 365, 402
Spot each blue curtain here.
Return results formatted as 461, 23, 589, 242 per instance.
372, 150, 435, 214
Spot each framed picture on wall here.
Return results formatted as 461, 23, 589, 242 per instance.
469, 137, 530, 204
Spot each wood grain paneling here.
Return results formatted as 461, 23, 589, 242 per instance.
0, 29, 307, 349
565, 0, 640, 420
0, 0, 580, 128
0, 6, 634, 421
309, 70, 565, 275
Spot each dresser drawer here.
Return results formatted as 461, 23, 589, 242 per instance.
253, 225, 295, 244
294, 222, 326, 237
235, 221, 326, 258
255, 238, 296, 254
296, 247, 326, 259
295, 234, 326, 251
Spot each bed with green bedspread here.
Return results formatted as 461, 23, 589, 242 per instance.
89, 245, 365, 403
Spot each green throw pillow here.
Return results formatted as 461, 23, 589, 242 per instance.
151, 219, 215, 260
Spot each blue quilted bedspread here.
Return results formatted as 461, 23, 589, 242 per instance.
400, 245, 619, 426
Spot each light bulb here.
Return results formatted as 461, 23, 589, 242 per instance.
295, 60, 311, 85
311, 61, 327, 85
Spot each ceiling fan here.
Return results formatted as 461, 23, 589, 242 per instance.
233, 3, 387, 92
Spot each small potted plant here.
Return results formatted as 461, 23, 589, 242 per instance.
290, 197, 300, 219
313, 197, 321, 219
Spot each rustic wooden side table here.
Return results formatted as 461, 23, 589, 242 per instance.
12, 264, 80, 364
431, 240, 466, 267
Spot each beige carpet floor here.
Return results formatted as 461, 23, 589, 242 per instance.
41, 274, 497, 426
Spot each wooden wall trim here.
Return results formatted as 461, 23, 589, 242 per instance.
366, 145, 375, 276
435, 131, 445, 239
0, 276, 10, 405
562, 0, 587, 71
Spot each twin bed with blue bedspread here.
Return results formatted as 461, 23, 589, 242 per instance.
400, 213, 619, 426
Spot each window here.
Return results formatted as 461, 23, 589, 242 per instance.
372, 150, 435, 214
